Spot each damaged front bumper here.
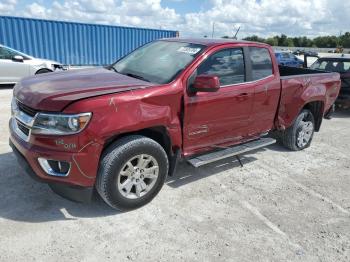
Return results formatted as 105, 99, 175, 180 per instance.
9, 117, 102, 203
9, 139, 94, 202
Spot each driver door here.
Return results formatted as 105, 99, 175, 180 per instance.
183, 47, 254, 155
0, 46, 30, 84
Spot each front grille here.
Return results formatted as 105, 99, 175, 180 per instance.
16, 120, 30, 136
17, 101, 37, 117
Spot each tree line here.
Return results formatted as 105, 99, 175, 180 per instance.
234, 33, 350, 48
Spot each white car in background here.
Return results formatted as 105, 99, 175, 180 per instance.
0, 44, 64, 85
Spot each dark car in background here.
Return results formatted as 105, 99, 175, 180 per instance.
293, 50, 318, 57
311, 56, 350, 108
292, 50, 304, 56
275, 51, 304, 67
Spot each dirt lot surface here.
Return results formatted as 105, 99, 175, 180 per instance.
0, 87, 349, 262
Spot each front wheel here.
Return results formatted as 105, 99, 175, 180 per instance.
280, 109, 315, 151
96, 135, 169, 211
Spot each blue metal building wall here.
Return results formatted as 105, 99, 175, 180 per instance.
0, 16, 177, 65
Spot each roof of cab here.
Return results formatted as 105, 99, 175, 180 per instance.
161, 38, 270, 47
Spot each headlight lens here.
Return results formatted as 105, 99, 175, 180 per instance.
32, 112, 92, 135
11, 97, 19, 116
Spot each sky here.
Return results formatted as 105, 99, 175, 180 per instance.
0, 0, 349, 38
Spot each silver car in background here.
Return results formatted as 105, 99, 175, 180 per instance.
0, 44, 64, 85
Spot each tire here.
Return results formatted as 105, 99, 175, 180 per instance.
324, 104, 335, 120
35, 68, 52, 74
280, 109, 315, 151
96, 135, 169, 211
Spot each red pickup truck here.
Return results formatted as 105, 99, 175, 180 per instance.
9, 39, 340, 210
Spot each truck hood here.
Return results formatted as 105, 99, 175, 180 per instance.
14, 68, 155, 111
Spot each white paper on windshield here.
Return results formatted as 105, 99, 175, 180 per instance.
177, 47, 201, 55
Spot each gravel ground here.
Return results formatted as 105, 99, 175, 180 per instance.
0, 87, 349, 262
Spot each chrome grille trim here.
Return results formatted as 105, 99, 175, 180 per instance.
11, 118, 31, 142
17, 100, 38, 117
11, 99, 37, 142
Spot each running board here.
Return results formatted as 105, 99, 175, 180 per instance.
187, 137, 276, 168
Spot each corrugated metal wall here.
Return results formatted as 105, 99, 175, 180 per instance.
0, 16, 177, 65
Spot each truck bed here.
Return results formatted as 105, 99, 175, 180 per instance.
278, 65, 331, 79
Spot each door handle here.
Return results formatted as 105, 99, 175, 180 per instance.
236, 93, 249, 101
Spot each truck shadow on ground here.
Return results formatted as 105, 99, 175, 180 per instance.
332, 108, 350, 119
0, 151, 117, 223
166, 155, 258, 188
0, 146, 273, 223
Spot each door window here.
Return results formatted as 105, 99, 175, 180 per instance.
197, 48, 245, 86
0, 46, 20, 60
249, 47, 273, 81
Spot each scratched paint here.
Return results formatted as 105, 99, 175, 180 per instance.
109, 98, 118, 112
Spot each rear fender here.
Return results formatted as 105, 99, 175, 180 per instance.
276, 78, 327, 130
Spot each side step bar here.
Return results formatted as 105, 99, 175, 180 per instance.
187, 137, 276, 168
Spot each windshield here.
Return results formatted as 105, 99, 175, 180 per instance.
111, 41, 205, 84
311, 59, 350, 73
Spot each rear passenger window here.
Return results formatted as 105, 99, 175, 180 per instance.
197, 48, 245, 86
249, 47, 273, 81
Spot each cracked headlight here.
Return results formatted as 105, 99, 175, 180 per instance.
32, 112, 92, 135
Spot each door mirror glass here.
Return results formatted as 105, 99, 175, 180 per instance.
12, 55, 24, 62
193, 75, 220, 92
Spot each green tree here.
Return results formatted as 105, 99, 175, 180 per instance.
240, 32, 350, 48
286, 38, 294, 47
266, 37, 278, 46
340, 32, 350, 48
243, 35, 266, 43
313, 36, 338, 48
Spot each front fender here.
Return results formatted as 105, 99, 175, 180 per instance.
63, 85, 183, 152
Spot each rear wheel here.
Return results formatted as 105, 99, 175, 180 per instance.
280, 109, 315, 151
96, 135, 169, 210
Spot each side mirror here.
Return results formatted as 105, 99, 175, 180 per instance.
12, 55, 24, 62
192, 75, 220, 93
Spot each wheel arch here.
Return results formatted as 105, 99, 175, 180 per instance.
101, 126, 180, 177
103, 126, 176, 159
35, 68, 53, 74
302, 100, 324, 132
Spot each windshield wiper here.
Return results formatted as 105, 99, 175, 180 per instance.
125, 73, 150, 82
108, 66, 119, 73
109, 67, 150, 82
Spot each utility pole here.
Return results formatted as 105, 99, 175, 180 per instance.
211, 22, 215, 38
